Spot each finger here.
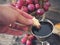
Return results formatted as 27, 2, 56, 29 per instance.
9, 22, 28, 31
7, 28, 23, 36
9, 5, 33, 25
14, 22, 25, 26
17, 14, 33, 25
0, 26, 23, 36
10, 5, 34, 19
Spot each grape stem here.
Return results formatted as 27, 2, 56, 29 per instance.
41, 13, 46, 21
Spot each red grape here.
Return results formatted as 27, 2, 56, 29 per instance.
17, 0, 24, 6
16, 0, 25, 9
21, 6, 28, 12
36, 9, 45, 15
45, 1, 51, 7
21, 37, 27, 44
43, 4, 49, 11
29, 35, 34, 41
26, 40, 32, 45
11, 3, 17, 7
26, 0, 33, 4
35, 4, 40, 9
33, 0, 39, 4
28, 4, 35, 11
15, 3, 22, 9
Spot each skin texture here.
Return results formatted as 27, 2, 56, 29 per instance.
0, 5, 33, 26
0, 5, 40, 36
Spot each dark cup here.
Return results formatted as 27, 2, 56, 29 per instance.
31, 19, 54, 41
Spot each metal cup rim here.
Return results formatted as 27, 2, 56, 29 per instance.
31, 19, 54, 38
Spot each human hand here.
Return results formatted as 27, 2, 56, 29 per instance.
0, 5, 40, 36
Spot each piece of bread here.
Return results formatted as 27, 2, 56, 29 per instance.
55, 23, 60, 29
53, 23, 60, 36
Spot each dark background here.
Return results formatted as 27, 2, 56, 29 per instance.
46, 0, 60, 24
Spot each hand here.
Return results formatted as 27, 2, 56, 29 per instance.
0, 5, 40, 36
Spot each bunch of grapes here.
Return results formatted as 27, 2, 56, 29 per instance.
12, 0, 51, 16
21, 34, 35, 45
